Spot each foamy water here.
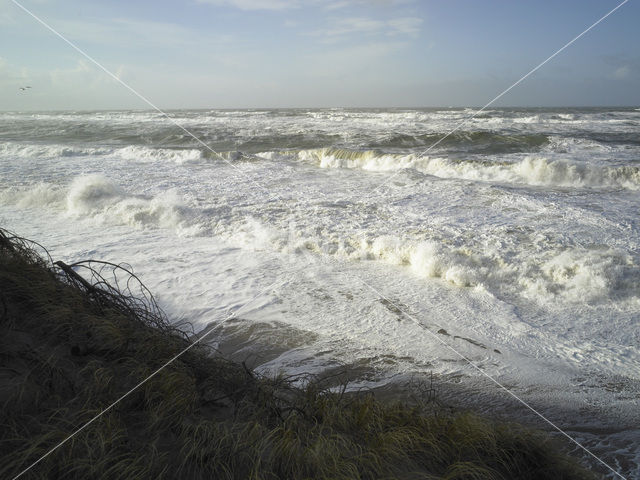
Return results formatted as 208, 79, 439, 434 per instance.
1, 108, 639, 478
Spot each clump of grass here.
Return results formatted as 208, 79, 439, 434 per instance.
0, 227, 597, 479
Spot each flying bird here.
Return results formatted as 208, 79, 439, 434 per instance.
19, 86, 32, 91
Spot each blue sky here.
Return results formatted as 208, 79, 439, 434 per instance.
1, 0, 638, 110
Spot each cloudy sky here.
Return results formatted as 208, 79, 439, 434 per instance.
1, 0, 638, 110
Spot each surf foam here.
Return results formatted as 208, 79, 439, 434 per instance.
286, 148, 640, 189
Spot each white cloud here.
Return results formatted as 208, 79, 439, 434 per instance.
387, 17, 422, 36
325, 1, 351, 10
612, 65, 630, 79
0, 10, 15, 26
196, 0, 413, 11
49, 59, 109, 88
0, 56, 29, 84
324, 0, 413, 8
0, 57, 134, 111
195, 0, 299, 10
56, 17, 231, 50
0, 0, 13, 22
303, 40, 405, 77
324, 17, 385, 36
313, 16, 422, 41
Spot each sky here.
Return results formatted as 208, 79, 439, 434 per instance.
0, 0, 638, 110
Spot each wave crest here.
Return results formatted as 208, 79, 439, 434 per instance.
288, 148, 640, 189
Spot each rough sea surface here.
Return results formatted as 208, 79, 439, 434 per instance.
1, 107, 638, 478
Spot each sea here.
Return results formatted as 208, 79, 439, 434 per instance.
1, 107, 638, 478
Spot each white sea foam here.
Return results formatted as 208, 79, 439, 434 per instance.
2, 108, 638, 478
0, 183, 65, 209
362, 235, 637, 303
115, 145, 203, 164
0, 176, 209, 237
289, 148, 640, 189
511, 156, 640, 188
66, 175, 125, 214
513, 114, 541, 124
221, 214, 639, 305
6, 167, 630, 306
65, 175, 202, 234
521, 248, 635, 303
0, 142, 113, 159
544, 135, 611, 153
0, 142, 205, 165
3, 170, 638, 308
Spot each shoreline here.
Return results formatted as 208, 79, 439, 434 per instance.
0, 227, 603, 479
210, 317, 638, 478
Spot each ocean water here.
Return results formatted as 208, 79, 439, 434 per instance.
1, 107, 639, 477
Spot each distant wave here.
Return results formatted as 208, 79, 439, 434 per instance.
3, 175, 638, 305
0, 142, 113, 159
268, 148, 640, 190
116, 145, 203, 164
368, 131, 549, 153
0, 142, 204, 164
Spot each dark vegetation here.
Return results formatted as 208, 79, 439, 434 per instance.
0, 228, 597, 479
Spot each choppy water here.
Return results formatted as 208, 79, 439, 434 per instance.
1, 107, 639, 478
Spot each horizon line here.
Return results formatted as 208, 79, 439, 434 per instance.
1, 104, 639, 113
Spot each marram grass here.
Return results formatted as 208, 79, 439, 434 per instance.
0, 228, 596, 479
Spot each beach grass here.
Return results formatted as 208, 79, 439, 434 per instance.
0, 228, 597, 479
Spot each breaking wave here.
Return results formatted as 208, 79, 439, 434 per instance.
0, 176, 202, 236
65, 175, 201, 234
279, 148, 640, 189
0, 142, 205, 165
369, 131, 549, 153
0, 142, 113, 159
3, 174, 638, 305
233, 220, 639, 304
116, 145, 203, 164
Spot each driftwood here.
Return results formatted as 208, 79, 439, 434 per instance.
0, 227, 193, 338
53, 259, 166, 326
